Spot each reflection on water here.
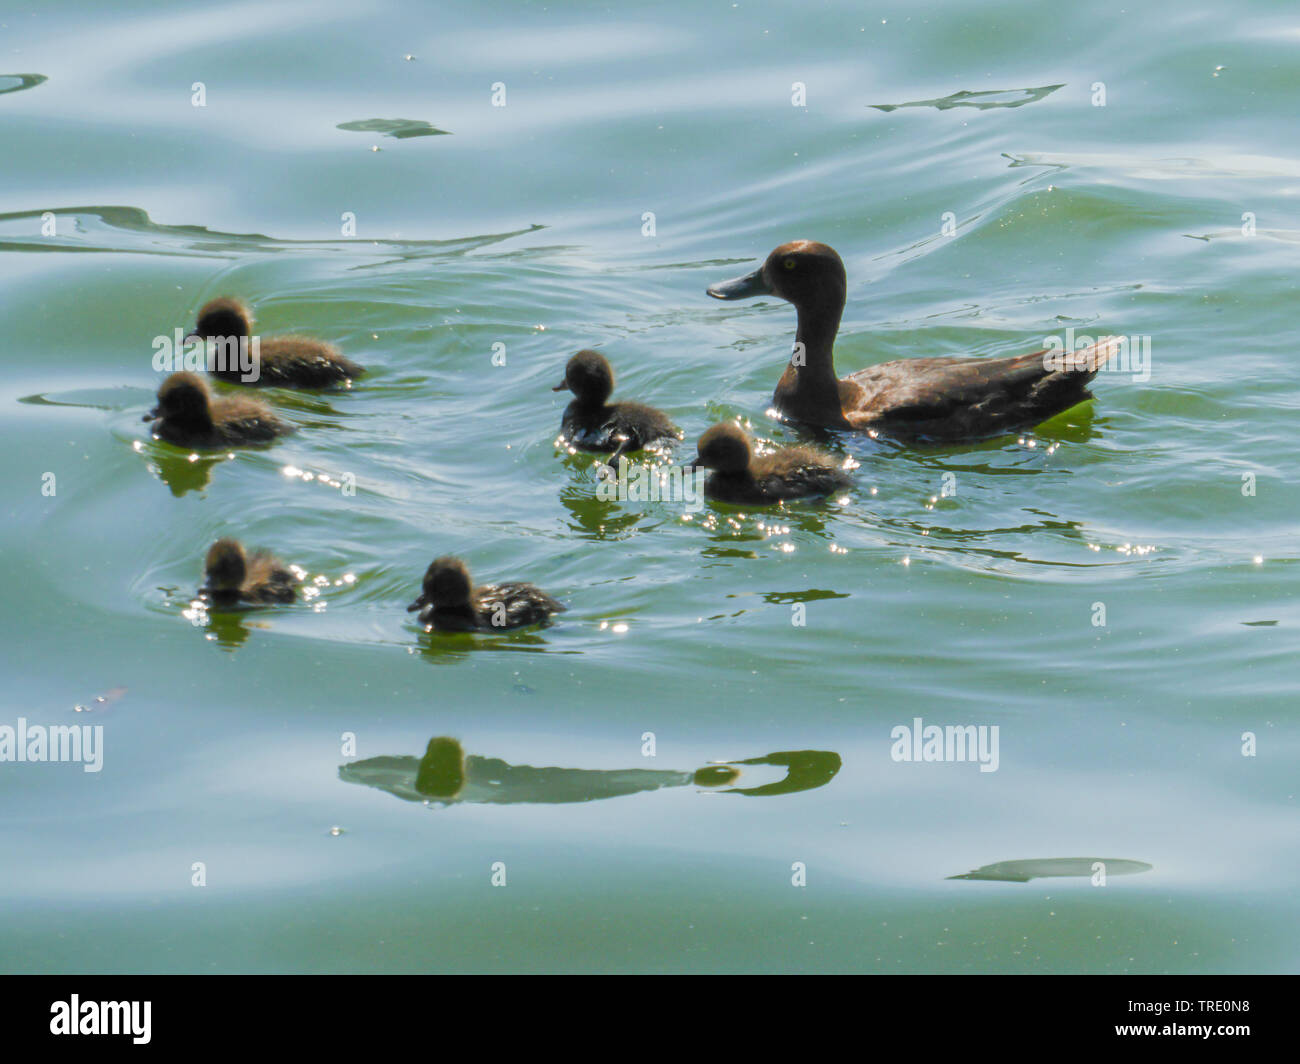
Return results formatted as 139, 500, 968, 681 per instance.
412, 629, 563, 662
195, 609, 258, 650
948, 858, 1154, 883
341, 736, 841, 806
705, 750, 842, 797
146, 447, 229, 496
0, 205, 545, 261
336, 118, 450, 139
559, 480, 656, 540
0, 73, 46, 96
872, 84, 1064, 112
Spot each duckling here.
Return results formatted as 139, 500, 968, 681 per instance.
707, 241, 1121, 441
553, 349, 680, 462
190, 296, 364, 388
688, 423, 852, 504
406, 556, 565, 632
144, 371, 292, 448
199, 537, 299, 609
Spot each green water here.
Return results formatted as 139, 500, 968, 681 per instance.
1, 0, 1296, 973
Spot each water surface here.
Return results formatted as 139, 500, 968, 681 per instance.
1, 0, 1297, 973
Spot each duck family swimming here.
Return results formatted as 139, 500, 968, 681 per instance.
190, 296, 365, 389
708, 240, 1119, 441
147, 234, 1127, 637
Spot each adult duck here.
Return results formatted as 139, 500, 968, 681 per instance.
707, 241, 1120, 441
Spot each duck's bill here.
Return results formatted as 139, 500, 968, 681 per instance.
405, 596, 427, 613
142, 408, 158, 421
706, 267, 770, 300
551, 381, 568, 392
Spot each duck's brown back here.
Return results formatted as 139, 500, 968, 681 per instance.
843, 342, 1114, 440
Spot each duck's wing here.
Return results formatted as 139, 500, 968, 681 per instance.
845, 337, 1120, 440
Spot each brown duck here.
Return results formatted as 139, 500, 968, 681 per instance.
145, 372, 292, 448
406, 556, 565, 633
200, 538, 299, 609
190, 296, 364, 388
707, 241, 1120, 441
689, 423, 853, 504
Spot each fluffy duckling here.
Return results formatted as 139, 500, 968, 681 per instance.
689, 423, 853, 504
707, 241, 1121, 441
554, 349, 680, 462
199, 537, 299, 609
406, 556, 565, 632
190, 296, 364, 388
144, 372, 292, 448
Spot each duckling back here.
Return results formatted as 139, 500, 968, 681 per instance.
241, 550, 299, 603
472, 581, 567, 630
206, 394, 293, 446
218, 336, 365, 389
561, 400, 679, 455
706, 446, 852, 504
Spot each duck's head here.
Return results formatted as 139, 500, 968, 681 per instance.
204, 537, 248, 593
408, 555, 473, 612
707, 241, 846, 309
146, 371, 212, 424
552, 349, 614, 405
190, 296, 253, 342
415, 736, 468, 798
689, 423, 752, 474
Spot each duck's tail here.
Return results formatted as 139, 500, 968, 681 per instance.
1045, 335, 1123, 380
1006, 335, 1123, 429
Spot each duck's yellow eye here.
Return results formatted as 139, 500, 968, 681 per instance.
783, 258, 796, 270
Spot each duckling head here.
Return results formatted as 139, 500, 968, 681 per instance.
191, 296, 253, 342
204, 537, 248, 593
707, 240, 846, 309
689, 423, 752, 475
411, 556, 474, 612
553, 349, 614, 406
148, 371, 213, 426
